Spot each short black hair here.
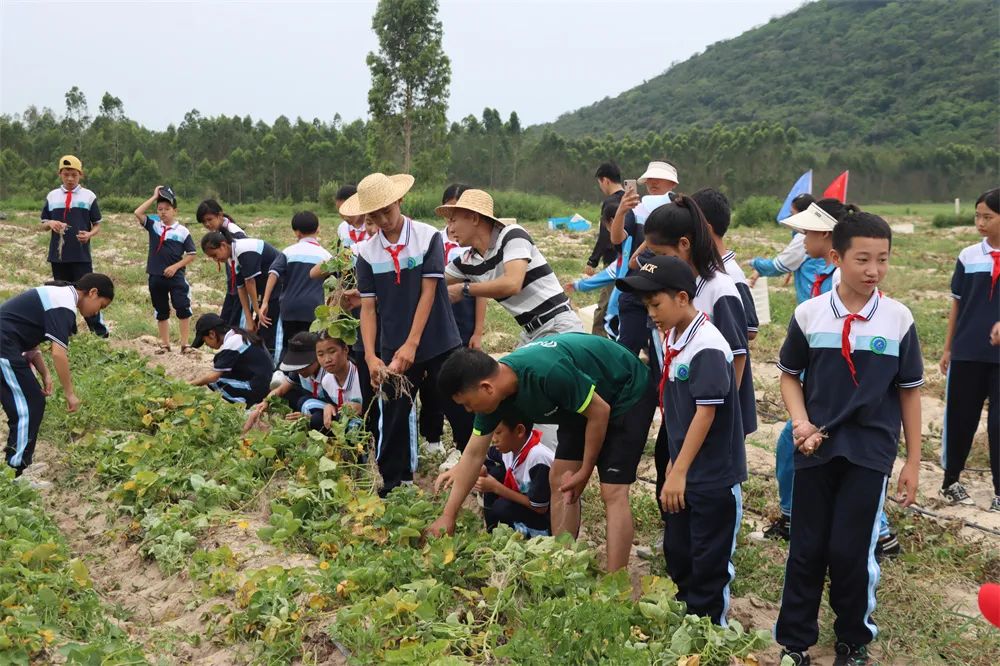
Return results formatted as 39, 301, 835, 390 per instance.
292, 210, 320, 234
691, 188, 731, 237
816, 197, 847, 221
977, 187, 1000, 214
156, 196, 177, 209
594, 162, 622, 183
316, 331, 349, 349
832, 207, 892, 255
441, 183, 470, 204
335, 184, 357, 202
790, 193, 816, 214
438, 348, 499, 396
499, 414, 534, 433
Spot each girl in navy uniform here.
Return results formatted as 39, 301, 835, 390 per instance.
315, 333, 364, 430
189, 313, 273, 406
201, 229, 283, 361
0, 273, 114, 477
196, 200, 248, 327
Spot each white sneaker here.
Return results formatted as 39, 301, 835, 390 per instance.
15, 476, 52, 490
423, 441, 445, 455
940, 482, 975, 506
269, 370, 286, 390
438, 449, 462, 472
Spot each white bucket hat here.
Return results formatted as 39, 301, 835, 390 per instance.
339, 172, 415, 216
780, 203, 838, 232
638, 161, 679, 185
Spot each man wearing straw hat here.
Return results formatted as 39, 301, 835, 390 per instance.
437, 189, 583, 344
341, 172, 474, 496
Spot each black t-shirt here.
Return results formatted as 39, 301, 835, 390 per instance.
588, 190, 622, 268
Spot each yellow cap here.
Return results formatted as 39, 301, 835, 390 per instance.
57, 155, 83, 173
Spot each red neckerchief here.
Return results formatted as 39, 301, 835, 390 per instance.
658, 312, 706, 420
990, 250, 1000, 300
63, 187, 73, 223
303, 237, 321, 247
156, 221, 172, 253
349, 227, 367, 243
502, 429, 543, 492
444, 240, 459, 258
841, 312, 868, 386
228, 259, 237, 292
811, 271, 831, 298
333, 365, 355, 406
310, 375, 320, 398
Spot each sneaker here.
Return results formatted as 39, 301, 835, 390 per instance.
834, 642, 870, 665
990, 496, 1000, 512
763, 514, 791, 541
423, 441, 445, 455
14, 476, 52, 490
939, 482, 974, 505
269, 370, 286, 391
780, 649, 811, 665
874, 531, 900, 560
438, 449, 462, 472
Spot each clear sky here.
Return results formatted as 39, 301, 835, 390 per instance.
1, 0, 806, 129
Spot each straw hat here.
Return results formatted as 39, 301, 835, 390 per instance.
434, 189, 503, 225
638, 161, 679, 185
780, 203, 838, 232
339, 172, 415, 216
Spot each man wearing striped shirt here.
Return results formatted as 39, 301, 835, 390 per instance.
437, 189, 583, 345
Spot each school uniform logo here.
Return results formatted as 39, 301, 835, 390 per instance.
870, 336, 888, 354
407, 257, 418, 269
676, 364, 690, 381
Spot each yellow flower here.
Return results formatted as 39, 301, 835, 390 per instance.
39, 629, 55, 644
318, 561, 329, 570
237, 520, 249, 530
123, 481, 136, 491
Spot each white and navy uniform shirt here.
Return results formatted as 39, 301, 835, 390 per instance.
337, 220, 370, 250
220, 219, 248, 296
486, 430, 554, 510
42, 185, 101, 263
281, 367, 332, 413
693, 271, 756, 435
445, 224, 569, 332
319, 362, 363, 411
441, 231, 477, 344
142, 216, 196, 276
211, 330, 274, 395
269, 238, 333, 322
355, 217, 460, 362
778, 288, 924, 476
0, 286, 78, 358
232, 238, 280, 292
723, 251, 759, 334
660, 313, 747, 490
950, 239, 1000, 364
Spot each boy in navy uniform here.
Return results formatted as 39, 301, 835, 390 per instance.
774, 212, 922, 666
262, 211, 333, 363
189, 313, 273, 406
40, 155, 108, 337
939, 188, 1000, 510
617, 256, 746, 625
133, 186, 197, 352
341, 173, 474, 495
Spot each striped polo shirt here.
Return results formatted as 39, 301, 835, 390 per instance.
949, 239, 1000, 364
355, 217, 460, 362
661, 312, 747, 490
42, 185, 101, 263
269, 237, 333, 322
143, 216, 196, 276
0, 285, 79, 357
445, 224, 569, 330
778, 287, 924, 475
722, 251, 759, 333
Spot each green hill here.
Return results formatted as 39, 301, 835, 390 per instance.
545, 0, 998, 146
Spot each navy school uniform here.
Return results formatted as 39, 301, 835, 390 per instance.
0, 285, 79, 473
207, 330, 273, 406
355, 217, 473, 494
722, 251, 760, 336
268, 237, 333, 362
775, 288, 924, 651
347, 242, 382, 451
942, 239, 1000, 495
216, 219, 248, 326
231, 238, 282, 360
142, 215, 196, 321
42, 185, 107, 336
658, 312, 746, 625
280, 367, 332, 419
483, 429, 553, 537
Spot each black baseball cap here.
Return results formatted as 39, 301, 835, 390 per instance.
615, 255, 697, 298
278, 332, 318, 371
192, 313, 227, 348
157, 185, 177, 207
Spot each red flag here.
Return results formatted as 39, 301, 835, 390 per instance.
822, 171, 849, 202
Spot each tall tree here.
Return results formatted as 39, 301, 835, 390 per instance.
366, 0, 451, 180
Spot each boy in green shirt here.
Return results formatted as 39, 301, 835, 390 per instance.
429, 333, 656, 571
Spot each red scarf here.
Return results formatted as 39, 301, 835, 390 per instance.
840, 312, 868, 386
444, 241, 459, 259
811, 271, 831, 298
228, 259, 237, 292
990, 250, 1000, 300
503, 429, 543, 492
386, 244, 405, 285
156, 222, 171, 253
658, 344, 680, 420
63, 188, 73, 222
349, 227, 367, 243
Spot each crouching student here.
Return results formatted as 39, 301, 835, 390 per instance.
315, 333, 363, 430
774, 212, 923, 666
617, 256, 746, 625
0, 274, 114, 479
245, 332, 331, 432
189, 313, 272, 406
428, 333, 656, 571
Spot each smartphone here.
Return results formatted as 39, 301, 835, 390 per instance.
624, 179, 638, 194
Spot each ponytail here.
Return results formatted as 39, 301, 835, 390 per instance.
46, 273, 114, 300
201, 229, 234, 252
643, 195, 723, 280
229, 325, 262, 347
816, 197, 849, 222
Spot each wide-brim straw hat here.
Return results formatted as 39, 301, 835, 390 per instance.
339, 172, 415, 216
638, 161, 679, 185
434, 189, 503, 225
780, 203, 838, 232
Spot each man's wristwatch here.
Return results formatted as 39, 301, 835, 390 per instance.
462, 281, 472, 299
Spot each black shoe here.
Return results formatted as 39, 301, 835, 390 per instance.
834, 642, 870, 666
780, 649, 811, 665
874, 531, 900, 560
763, 514, 791, 541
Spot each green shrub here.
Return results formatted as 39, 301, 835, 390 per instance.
98, 195, 136, 213
733, 196, 782, 227
932, 212, 973, 228
318, 182, 343, 212
401, 188, 584, 223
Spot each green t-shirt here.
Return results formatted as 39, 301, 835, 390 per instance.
472, 333, 650, 436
